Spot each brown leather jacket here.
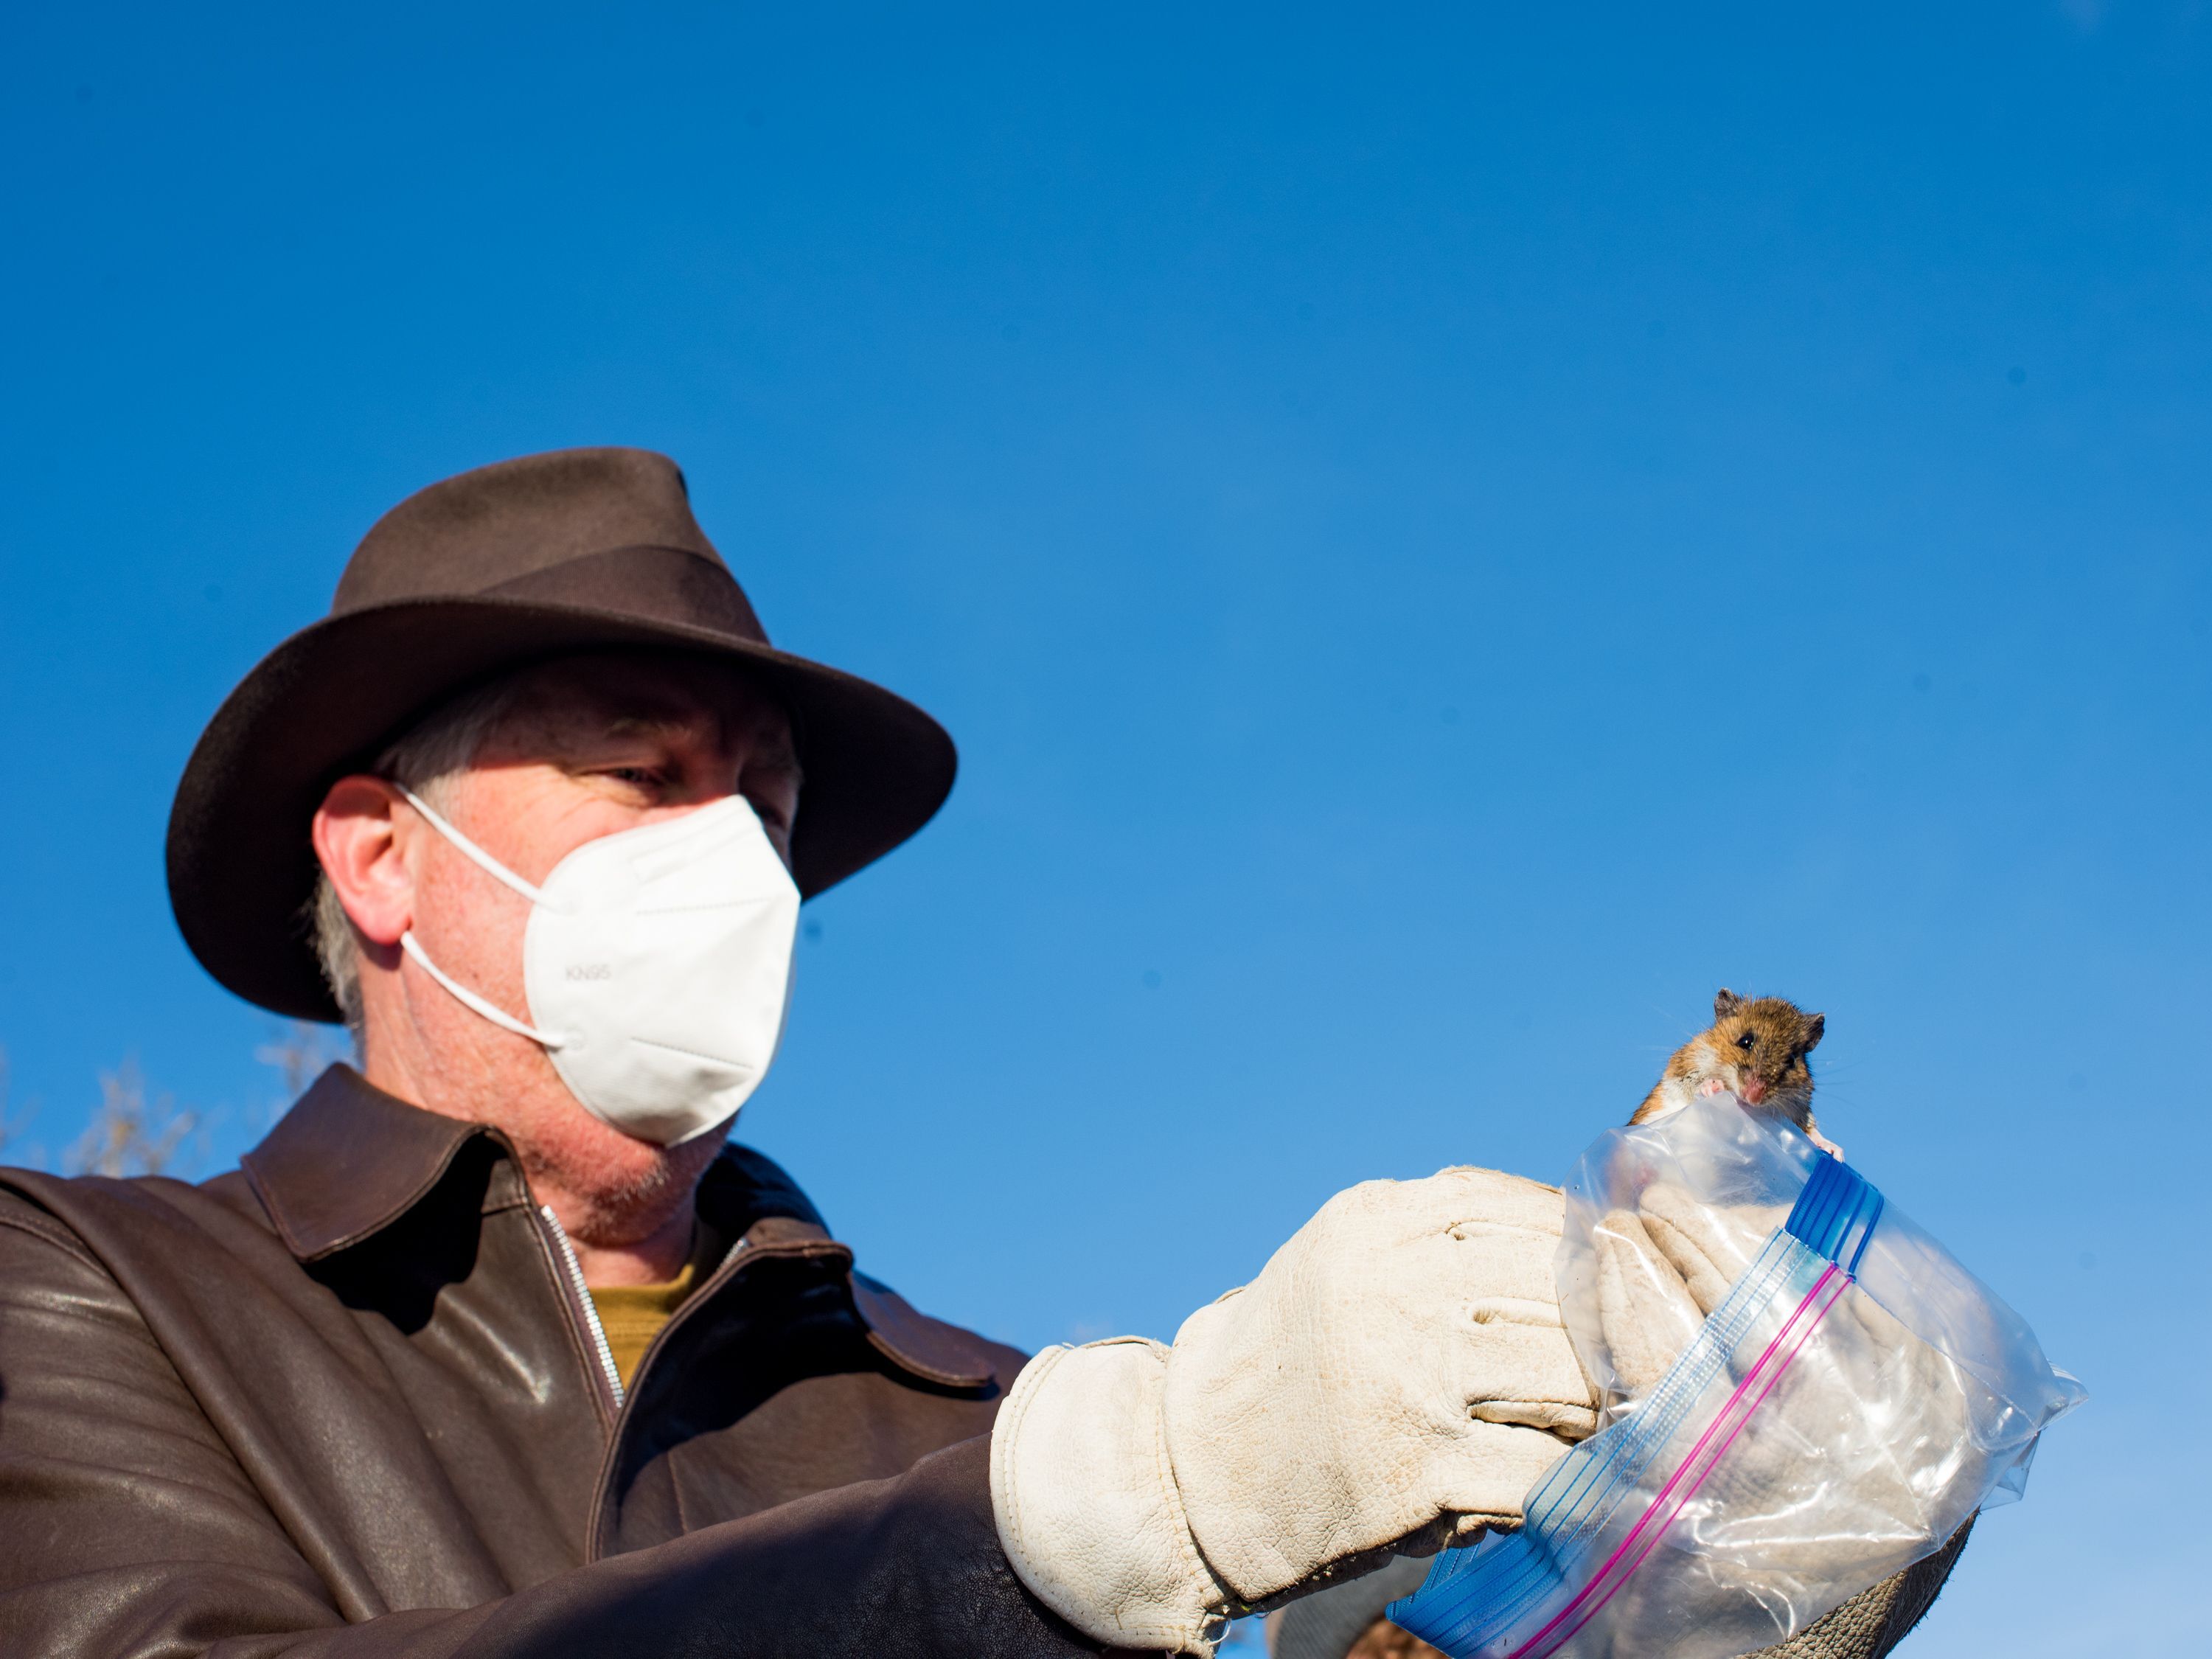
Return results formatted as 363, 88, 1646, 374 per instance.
0, 1065, 1115, 1658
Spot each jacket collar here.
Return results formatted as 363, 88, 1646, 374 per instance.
240, 1065, 998, 1388
241, 1064, 487, 1261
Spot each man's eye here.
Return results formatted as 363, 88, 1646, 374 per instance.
1736, 1032, 1757, 1051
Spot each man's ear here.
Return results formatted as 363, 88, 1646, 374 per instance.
1713, 988, 1743, 1020
312, 776, 414, 948
1802, 1012, 1826, 1052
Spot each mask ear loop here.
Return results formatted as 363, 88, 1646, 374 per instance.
396, 786, 550, 905
393, 786, 567, 1049
397, 933, 566, 1048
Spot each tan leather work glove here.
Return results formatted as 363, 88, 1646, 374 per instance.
990, 1169, 1599, 1655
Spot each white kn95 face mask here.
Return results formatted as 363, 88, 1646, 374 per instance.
395, 786, 801, 1147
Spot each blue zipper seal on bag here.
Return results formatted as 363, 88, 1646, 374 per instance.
1784, 1153, 1882, 1274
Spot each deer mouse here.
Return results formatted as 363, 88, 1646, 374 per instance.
1631, 988, 1841, 1160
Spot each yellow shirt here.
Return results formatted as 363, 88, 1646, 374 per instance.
588, 1259, 700, 1388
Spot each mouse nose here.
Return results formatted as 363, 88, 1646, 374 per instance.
1740, 1075, 1769, 1105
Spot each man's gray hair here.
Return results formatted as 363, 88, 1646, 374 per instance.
310, 676, 519, 1038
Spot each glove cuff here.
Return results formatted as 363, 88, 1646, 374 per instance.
990, 1338, 1232, 1655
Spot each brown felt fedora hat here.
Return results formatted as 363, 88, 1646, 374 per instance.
167, 446, 957, 1022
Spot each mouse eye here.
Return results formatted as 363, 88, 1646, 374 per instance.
1736, 1032, 1757, 1051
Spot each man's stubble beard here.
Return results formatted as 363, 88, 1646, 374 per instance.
512, 1104, 728, 1252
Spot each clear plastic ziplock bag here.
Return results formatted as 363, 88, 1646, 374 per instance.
1390, 1092, 2083, 1659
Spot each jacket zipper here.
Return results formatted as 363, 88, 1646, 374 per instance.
538, 1203, 625, 1415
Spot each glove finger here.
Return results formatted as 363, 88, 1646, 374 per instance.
1429, 1419, 1580, 1527
1638, 1183, 1776, 1315
1257, 1168, 1562, 1304
1430, 1165, 1569, 1237
1592, 1208, 1703, 1397
1335, 1166, 1568, 1245
1832, 1284, 1972, 1439
1453, 1312, 1598, 1440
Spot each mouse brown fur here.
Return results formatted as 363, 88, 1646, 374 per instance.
1632, 989, 1839, 1158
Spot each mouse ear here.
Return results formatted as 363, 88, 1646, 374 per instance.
1802, 1012, 1826, 1051
1714, 988, 1743, 1020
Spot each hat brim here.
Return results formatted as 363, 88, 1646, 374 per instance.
167, 596, 957, 1021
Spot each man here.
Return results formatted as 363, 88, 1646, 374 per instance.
0, 450, 1944, 1658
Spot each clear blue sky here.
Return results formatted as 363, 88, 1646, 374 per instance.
3, 4, 2205, 1652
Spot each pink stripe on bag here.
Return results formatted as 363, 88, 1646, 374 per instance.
1511, 1265, 1851, 1659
